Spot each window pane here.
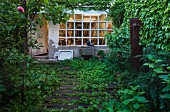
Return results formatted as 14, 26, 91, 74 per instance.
83, 22, 90, 29
99, 22, 106, 29
75, 38, 82, 45
99, 14, 106, 21
67, 22, 74, 29
67, 30, 74, 37
75, 30, 82, 37
99, 30, 105, 37
91, 30, 98, 37
75, 22, 82, 29
91, 15, 98, 21
75, 14, 82, 21
69, 14, 74, 20
99, 38, 105, 45
67, 38, 74, 45
59, 30, 66, 37
83, 38, 90, 45
58, 38, 66, 46
59, 24, 66, 29
91, 38, 98, 45
83, 15, 90, 21
91, 22, 98, 29
83, 30, 90, 37
107, 22, 113, 34
107, 22, 112, 29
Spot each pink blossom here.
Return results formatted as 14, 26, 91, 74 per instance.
17, 6, 24, 13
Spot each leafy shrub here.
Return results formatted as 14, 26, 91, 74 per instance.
1, 59, 60, 112
100, 86, 149, 112
108, 0, 170, 52
143, 53, 170, 111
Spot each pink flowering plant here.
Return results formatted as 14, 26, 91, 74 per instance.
17, 6, 25, 13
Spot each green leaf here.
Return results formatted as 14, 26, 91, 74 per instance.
130, 86, 139, 91
167, 66, 170, 70
159, 75, 169, 80
43, 0, 49, 3
118, 89, 129, 94
123, 99, 133, 105
162, 86, 170, 92
27, 63, 30, 68
133, 103, 140, 109
136, 96, 148, 103
6, 26, 14, 31
148, 54, 155, 62
0, 84, 6, 92
153, 68, 166, 74
99, 110, 105, 112
155, 59, 163, 63
143, 63, 154, 68
160, 94, 170, 99
106, 107, 113, 112
114, 102, 122, 111
122, 109, 130, 112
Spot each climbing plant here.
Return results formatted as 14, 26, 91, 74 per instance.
107, 0, 170, 52
105, 0, 170, 111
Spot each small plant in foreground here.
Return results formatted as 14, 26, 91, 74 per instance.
100, 86, 149, 112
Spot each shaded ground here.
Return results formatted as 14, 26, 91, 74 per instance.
43, 64, 116, 112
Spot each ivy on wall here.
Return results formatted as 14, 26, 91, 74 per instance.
108, 0, 170, 52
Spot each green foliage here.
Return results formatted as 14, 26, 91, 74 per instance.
49, 0, 112, 11
103, 45, 131, 72
65, 59, 116, 90
97, 50, 106, 58
100, 86, 149, 112
118, 86, 148, 111
1, 60, 60, 111
108, 0, 170, 52
0, 0, 85, 110
106, 1, 170, 110
142, 53, 170, 111
0, 0, 114, 108
159, 74, 170, 99
145, 53, 170, 103
109, 0, 125, 28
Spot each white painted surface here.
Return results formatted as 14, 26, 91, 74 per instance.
53, 52, 59, 59
31, 18, 48, 55
48, 21, 59, 48
58, 50, 73, 60
70, 10, 107, 14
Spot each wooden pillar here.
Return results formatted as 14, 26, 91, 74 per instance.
130, 18, 143, 70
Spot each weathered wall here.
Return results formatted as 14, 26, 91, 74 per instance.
51, 46, 110, 59
48, 21, 59, 58
31, 18, 48, 55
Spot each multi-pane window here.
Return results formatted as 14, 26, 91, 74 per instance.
59, 14, 112, 46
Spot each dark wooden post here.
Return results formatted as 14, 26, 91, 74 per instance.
21, 0, 27, 103
130, 18, 143, 70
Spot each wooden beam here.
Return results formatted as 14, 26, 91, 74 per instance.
130, 18, 143, 71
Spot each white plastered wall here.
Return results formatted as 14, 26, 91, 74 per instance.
31, 18, 48, 55
48, 21, 59, 58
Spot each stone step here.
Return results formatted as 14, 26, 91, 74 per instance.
54, 89, 79, 95
44, 103, 92, 110
58, 75, 78, 79
44, 103, 78, 109
107, 84, 117, 90
59, 85, 76, 90
45, 96, 79, 102
60, 78, 77, 82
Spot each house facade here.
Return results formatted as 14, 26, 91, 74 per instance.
31, 10, 112, 60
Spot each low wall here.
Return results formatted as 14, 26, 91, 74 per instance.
48, 45, 110, 59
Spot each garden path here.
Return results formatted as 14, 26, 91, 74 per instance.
43, 65, 116, 111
